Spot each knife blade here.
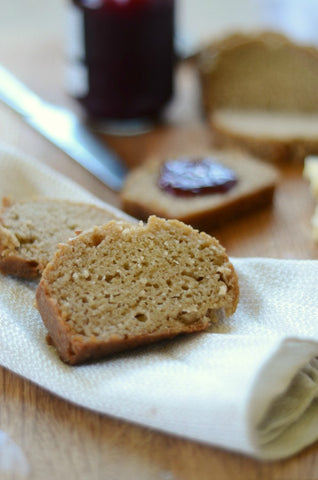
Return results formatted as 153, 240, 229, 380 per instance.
0, 65, 127, 191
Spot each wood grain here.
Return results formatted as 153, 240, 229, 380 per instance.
0, 1, 318, 478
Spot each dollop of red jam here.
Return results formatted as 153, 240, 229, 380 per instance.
158, 157, 238, 196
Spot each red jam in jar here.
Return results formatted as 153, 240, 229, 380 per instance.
158, 157, 238, 196
66, 0, 175, 123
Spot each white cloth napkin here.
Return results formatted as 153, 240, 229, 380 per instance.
0, 143, 318, 461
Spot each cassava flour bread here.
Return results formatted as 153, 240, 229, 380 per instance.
303, 155, 318, 241
198, 31, 318, 162
0, 197, 134, 279
36, 216, 239, 364
120, 150, 279, 229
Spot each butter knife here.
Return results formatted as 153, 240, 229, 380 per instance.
0, 65, 127, 191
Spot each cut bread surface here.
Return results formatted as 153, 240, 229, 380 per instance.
0, 198, 128, 279
212, 110, 318, 141
36, 216, 239, 364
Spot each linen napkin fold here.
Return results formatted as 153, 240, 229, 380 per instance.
0, 143, 318, 461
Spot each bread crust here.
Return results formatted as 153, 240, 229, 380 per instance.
122, 182, 275, 229
37, 279, 210, 365
0, 255, 42, 279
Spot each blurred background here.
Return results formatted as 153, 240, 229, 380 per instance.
2, 0, 318, 109
177, 0, 318, 56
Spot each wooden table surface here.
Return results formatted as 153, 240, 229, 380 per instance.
1, 1, 318, 479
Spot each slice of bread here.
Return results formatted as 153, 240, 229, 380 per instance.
36, 216, 239, 364
0, 197, 132, 279
120, 150, 279, 229
198, 31, 318, 162
210, 109, 318, 163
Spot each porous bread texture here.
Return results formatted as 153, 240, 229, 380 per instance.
36, 216, 239, 365
0, 197, 127, 279
121, 150, 278, 229
198, 31, 318, 162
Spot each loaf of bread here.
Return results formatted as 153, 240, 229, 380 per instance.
198, 31, 318, 162
0, 197, 131, 279
36, 216, 239, 364
120, 150, 278, 229
303, 155, 318, 241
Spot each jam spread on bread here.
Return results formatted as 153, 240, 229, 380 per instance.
158, 157, 237, 196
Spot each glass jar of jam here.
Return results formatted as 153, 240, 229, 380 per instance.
65, 0, 175, 133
